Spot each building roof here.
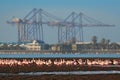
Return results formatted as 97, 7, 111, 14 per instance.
36, 40, 45, 44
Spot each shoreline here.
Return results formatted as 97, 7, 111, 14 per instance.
0, 50, 120, 54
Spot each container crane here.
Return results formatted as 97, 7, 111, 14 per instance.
7, 8, 61, 43
7, 8, 115, 44
58, 12, 115, 43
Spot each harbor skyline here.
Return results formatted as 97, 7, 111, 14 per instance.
0, 0, 120, 44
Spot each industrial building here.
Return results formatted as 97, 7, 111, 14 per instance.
25, 40, 45, 51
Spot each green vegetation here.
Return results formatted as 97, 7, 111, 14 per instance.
90, 36, 120, 50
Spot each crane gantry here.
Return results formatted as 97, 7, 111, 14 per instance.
7, 8, 115, 43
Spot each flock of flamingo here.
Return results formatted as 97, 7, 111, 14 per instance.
0, 59, 119, 67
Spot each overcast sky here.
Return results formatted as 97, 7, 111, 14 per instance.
0, 0, 120, 44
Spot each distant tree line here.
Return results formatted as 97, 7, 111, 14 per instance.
90, 36, 120, 50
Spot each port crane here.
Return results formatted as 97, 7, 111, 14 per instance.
58, 12, 115, 43
7, 8, 115, 43
7, 8, 61, 43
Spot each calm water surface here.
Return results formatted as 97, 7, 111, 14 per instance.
0, 71, 120, 76
0, 53, 120, 58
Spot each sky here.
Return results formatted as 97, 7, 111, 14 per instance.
0, 0, 120, 44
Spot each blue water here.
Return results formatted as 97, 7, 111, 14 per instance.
0, 53, 120, 58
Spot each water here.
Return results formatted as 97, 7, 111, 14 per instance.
0, 71, 120, 76
0, 53, 120, 58
18, 71, 120, 75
